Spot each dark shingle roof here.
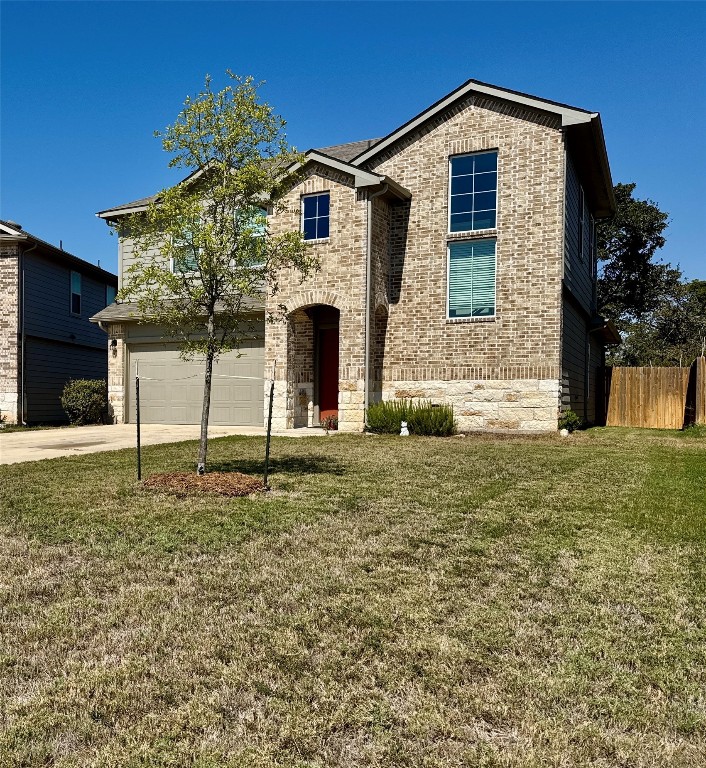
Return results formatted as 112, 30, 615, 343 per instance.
98, 140, 381, 217
90, 296, 265, 324
315, 138, 381, 162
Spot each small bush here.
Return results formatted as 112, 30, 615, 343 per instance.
558, 408, 583, 433
367, 399, 411, 434
61, 379, 107, 425
367, 399, 456, 436
408, 402, 456, 436
320, 415, 338, 432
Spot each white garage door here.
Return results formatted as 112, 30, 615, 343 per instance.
127, 340, 264, 426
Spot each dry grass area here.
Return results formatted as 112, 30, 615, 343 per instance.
1, 428, 705, 767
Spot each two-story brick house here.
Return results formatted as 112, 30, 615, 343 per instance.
93, 78, 618, 432
0, 220, 118, 424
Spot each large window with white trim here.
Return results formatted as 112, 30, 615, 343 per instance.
302, 193, 330, 240
447, 239, 496, 319
449, 151, 497, 232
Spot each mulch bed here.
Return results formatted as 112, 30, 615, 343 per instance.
141, 471, 265, 497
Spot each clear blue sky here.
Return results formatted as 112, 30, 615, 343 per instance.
2, 1, 705, 279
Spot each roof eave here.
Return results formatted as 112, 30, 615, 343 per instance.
349, 78, 596, 166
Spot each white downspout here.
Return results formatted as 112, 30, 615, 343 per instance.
365, 184, 388, 426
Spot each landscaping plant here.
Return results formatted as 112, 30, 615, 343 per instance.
558, 408, 583, 433
367, 399, 455, 436
60, 379, 107, 425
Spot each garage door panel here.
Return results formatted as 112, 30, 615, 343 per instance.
128, 342, 264, 426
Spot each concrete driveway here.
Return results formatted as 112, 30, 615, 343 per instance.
0, 423, 324, 465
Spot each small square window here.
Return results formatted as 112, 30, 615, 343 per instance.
302, 193, 330, 241
70, 271, 81, 315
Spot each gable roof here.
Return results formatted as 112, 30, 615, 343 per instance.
0, 220, 117, 283
348, 77, 614, 217
97, 77, 614, 220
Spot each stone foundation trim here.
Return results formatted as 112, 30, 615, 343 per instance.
383, 377, 561, 433
384, 365, 561, 383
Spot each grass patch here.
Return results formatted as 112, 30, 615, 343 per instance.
1, 428, 705, 766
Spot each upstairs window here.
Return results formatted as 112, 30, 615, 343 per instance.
106, 284, 117, 306
302, 193, 330, 240
449, 151, 497, 232
70, 271, 81, 315
171, 234, 199, 273
447, 239, 496, 319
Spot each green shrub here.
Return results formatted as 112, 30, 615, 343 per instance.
366, 399, 456, 436
61, 379, 107, 425
558, 408, 583, 432
408, 402, 456, 436
366, 399, 412, 434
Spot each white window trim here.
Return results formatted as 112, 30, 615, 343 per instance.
445, 239, 497, 322
301, 192, 331, 242
447, 150, 499, 236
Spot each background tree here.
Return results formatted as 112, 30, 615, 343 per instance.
598, 182, 706, 366
597, 182, 678, 327
118, 73, 317, 474
614, 280, 706, 366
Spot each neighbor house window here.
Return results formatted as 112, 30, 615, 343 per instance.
449, 151, 497, 232
70, 271, 81, 315
447, 239, 496, 318
302, 193, 330, 240
106, 285, 117, 306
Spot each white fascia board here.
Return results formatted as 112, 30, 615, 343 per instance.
0, 222, 28, 238
96, 205, 149, 219
352, 80, 595, 166
293, 151, 384, 188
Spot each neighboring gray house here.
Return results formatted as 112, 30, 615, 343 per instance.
0, 221, 118, 424
93, 78, 618, 432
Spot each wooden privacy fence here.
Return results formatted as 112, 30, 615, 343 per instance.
605, 357, 706, 430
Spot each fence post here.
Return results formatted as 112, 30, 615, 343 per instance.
697, 357, 706, 425
263, 360, 276, 490
136, 364, 141, 481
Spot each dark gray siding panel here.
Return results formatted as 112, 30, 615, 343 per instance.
563, 155, 594, 313
24, 252, 112, 349
561, 297, 588, 421
25, 337, 107, 423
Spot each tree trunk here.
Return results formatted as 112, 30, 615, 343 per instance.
197, 328, 215, 475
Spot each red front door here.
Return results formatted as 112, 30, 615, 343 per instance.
318, 327, 339, 420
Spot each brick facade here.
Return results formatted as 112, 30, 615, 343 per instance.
267, 95, 567, 432
0, 243, 20, 423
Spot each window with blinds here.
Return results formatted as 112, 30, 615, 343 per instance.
447, 239, 496, 318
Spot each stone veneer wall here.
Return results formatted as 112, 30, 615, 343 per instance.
0, 242, 20, 423
384, 365, 560, 432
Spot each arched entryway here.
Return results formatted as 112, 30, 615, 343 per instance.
286, 304, 340, 428
315, 306, 340, 423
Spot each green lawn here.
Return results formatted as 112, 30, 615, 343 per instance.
1, 429, 705, 767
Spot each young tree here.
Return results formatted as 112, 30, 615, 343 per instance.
117, 73, 317, 474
